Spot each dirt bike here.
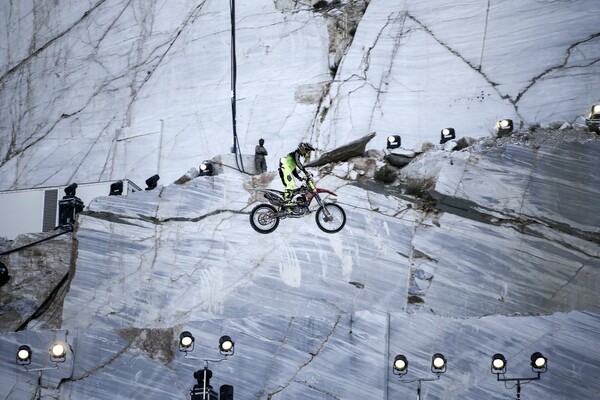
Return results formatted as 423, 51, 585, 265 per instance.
249, 173, 346, 234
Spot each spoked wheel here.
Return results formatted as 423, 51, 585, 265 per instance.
315, 203, 346, 233
250, 203, 280, 234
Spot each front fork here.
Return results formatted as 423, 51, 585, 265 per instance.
314, 193, 333, 221
309, 179, 333, 221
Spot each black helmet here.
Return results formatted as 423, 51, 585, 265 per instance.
297, 142, 315, 157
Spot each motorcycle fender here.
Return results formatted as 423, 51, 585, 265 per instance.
259, 190, 284, 206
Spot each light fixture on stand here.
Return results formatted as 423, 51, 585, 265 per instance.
387, 135, 401, 149
497, 119, 514, 135
199, 160, 214, 177
585, 104, 600, 133
392, 353, 448, 400
218, 335, 234, 356
491, 352, 548, 400
16, 340, 71, 400
178, 331, 236, 400
109, 180, 124, 196
145, 174, 160, 191
440, 128, 456, 144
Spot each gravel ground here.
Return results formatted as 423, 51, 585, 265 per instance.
474, 123, 600, 152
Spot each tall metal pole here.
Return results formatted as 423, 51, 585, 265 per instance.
229, 0, 244, 172
38, 370, 42, 400
495, 372, 543, 400
230, 0, 237, 154
203, 367, 208, 400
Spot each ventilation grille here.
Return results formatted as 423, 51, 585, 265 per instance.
42, 189, 58, 231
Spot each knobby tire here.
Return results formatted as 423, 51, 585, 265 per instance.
315, 203, 346, 233
250, 203, 280, 234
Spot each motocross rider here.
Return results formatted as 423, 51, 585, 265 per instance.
278, 142, 316, 209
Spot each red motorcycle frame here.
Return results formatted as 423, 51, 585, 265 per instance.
249, 174, 346, 234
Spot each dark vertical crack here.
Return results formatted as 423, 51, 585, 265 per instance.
122, 1, 209, 127
0, 0, 109, 86
550, 264, 586, 301
305, 0, 370, 146
267, 315, 342, 399
1, 1, 209, 183
513, 31, 600, 103
405, 12, 501, 85
0, 0, 112, 176
311, 9, 390, 150
368, 12, 409, 130
405, 12, 522, 121
406, 11, 600, 119
56, 331, 140, 384
478, 0, 491, 69
257, 317, 296, 398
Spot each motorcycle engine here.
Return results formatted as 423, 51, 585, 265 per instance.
295, 194, 307, 206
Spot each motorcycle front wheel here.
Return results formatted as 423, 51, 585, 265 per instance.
250, 203, 280, 234
315, 203, 346, 233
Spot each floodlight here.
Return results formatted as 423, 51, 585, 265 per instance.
219, 335, 234, 355
0, 262, 10, 287
179, 331, 195, 352
530, 352, 547, 372
491, 353, 506, 374
431, 353, 447, 373
109, 181, 124, 196
491, 351, 546, 396
50, 342, 66, 363
440, 128, 456, 144
145, 174, 160, 191
16, 345, 32, 366
199, 160, 214, 176
497, 119, 514, 135
586, 105, 600, 133
392, 354, 408, 376
387, 135, 401, 149
64, 183, 78, 197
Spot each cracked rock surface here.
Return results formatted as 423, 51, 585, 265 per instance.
1, 0, 600, 398
3, 131, 598, 398
1, 0, 598, 192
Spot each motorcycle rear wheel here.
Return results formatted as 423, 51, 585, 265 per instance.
250, 203, 280, 234
315, 203, 346, 233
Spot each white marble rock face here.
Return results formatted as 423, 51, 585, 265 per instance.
1, 0, 600, 399
0, 0, 598, 190
2, 139, 598, 398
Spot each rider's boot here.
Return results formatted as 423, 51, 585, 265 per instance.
283, 190, 299, 214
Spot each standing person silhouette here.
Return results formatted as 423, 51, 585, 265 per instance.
254, 138, 268, 174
